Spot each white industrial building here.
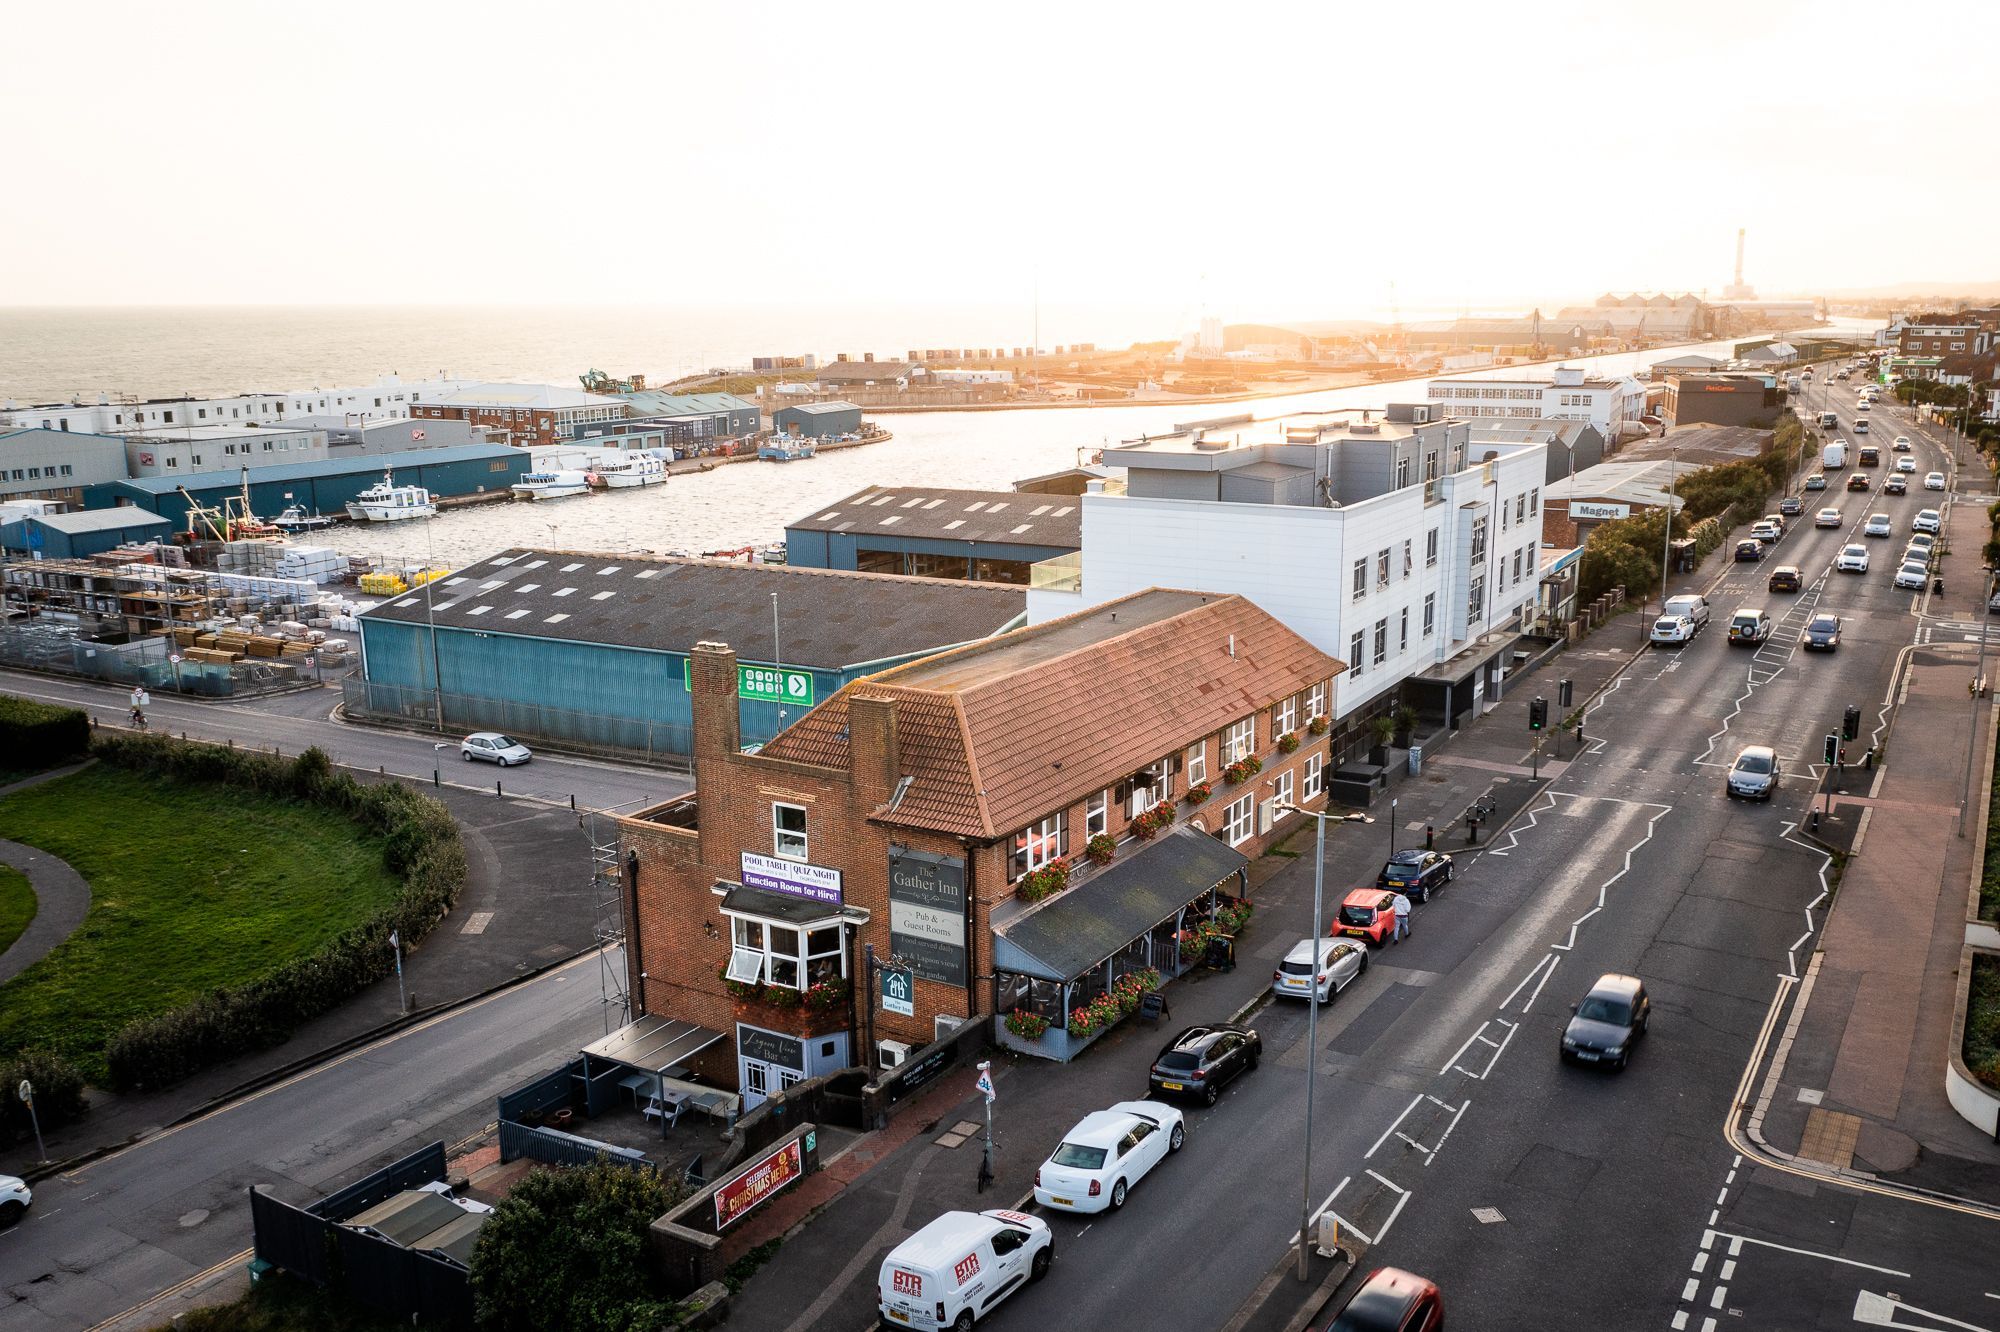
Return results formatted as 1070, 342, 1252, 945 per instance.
1425, 365, 1647, 440
0, 374, 472, 436
1027, 405, 1552, 745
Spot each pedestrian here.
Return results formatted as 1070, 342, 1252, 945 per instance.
1392, 891, 1413, 943
1424, 823, 1435, 851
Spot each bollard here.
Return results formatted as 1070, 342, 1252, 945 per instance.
570, 793, 576, 811
496, 779, 502, 798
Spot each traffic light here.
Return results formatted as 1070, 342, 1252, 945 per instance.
1529, 697, 1548, 731
1558, 679, 1574, 709
1824, 733, 1839, 765
1843, 705, 1861, 742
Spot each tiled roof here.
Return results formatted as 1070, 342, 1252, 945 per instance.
758, 589, 1344, 838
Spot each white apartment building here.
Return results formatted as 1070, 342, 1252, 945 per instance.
1027, 406, 1551, 746
1426, 365, 1647, 440
0, 374, 473, 436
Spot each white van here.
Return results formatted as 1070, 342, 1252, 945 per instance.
879, 1209, 1053, 1329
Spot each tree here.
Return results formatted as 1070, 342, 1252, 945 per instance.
470, 1160, 691, 1332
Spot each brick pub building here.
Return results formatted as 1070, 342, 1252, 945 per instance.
616, 588, 1343, 1104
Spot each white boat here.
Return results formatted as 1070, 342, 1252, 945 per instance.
345, 471, 437, 522
510, 468, 593, 500
272, 504, 335, 533
597, 454, 668, 489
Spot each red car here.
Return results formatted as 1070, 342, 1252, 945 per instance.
1325, 1267, 1444, 1331
1334, 888, 1399, 947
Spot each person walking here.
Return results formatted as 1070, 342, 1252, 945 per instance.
1392, 891, 1413, 943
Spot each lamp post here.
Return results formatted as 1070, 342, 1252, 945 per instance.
433, 741, 447, 788
1279, 801, 1332, 1280
1653, 437, 1679, 631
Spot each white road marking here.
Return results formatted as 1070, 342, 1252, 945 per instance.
1523, 955, 1559, 1012
1719, 1231, 1910, 1275
1671, 1313, 1688, 1331
1691, 1251, 1709, 1274
1710, 1286, 1727, 1310
1719, 1260, 1734, 1281
1286, 1176, 1350, 1246
1682, 1278, 1700, 1302
1853, 1289, 1992, 1330
1365, 1096, 1424, 1160
1426, 1098, 1468, 1166
1498, 953, 1553, 1009
1439, 1023, 1490, 1077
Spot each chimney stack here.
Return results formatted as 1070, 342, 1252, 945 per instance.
848, 694, 900, 810
690, 641, 740, 759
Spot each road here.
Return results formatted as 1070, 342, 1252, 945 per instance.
0, 669, 683, 815
0, 948, 620, 1332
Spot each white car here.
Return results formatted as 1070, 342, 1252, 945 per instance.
1663, 594, 1710, 632
1650, 614, 1697, 646
1835, 544, 1870, 574
0, 1174, 30, 1226
1034, 1101, 1185, 1214
1907, 533, 1937, 558
1272, 938, 1369, 1002
1894, 561, 1930, 591
1914, 509, 1942, 534
1893, 436, 1913, 451
1750, 521, 1782, 544
1814, 508, 1843, 528
460, 732, 533, 765
1863, 514, 1892, 538
1925, 472, 1947, 490
1895, 457, 1916, 473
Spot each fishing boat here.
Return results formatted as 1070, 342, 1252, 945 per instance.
510, 468, 593, 501
596, 453, 668, 489
758, 437, 818, 462
272, 504, 335, 533
345, 471, 438, 522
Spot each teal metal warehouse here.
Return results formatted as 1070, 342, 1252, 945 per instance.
350, 549, 1026, 759
0, 507, 176, 559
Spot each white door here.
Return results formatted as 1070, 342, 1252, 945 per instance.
740, 1059, 770, 1110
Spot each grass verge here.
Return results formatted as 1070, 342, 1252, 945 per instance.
0, 764, 401, 1080
0, 864, 34, 956
152, 1272, 407, 1331
1968, 955, 2000, 1093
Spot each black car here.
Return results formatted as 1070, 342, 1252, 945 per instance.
1375, 848, 1453, 902
1560, 973, 1650, 1070
1146, 1023, 1261, 1105
1802, 612, 1841, 652
1778, 496, 1803, 516
1733, 539, 1764, 562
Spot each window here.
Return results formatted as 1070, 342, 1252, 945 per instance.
1185, 741, 1207, 787
1009, 811, 1067, 878
1272, 768, 1293, 810
1222, 792, 1255, 846
1273, 695, 1299, 737
1497, 559, 1506, 593
1223, 717, 1256, 764
1352, 559, 1367, 601
1501, 502, 1509, 531
1395, 455, 1410, 488
1373, 619, 1388, 665
1424, 449, 1440, 481
1530, 487, 1540, 515
1128, 762, 1169, 817
1304, 752, 1324, 799
1085, 789, 1109, 838
1470, 515, 1488, 563
773, 803, 808, 861
1306, 681, 1328, 720
1469, 576, 1486, 620
1349, 630, 1366, 676
1514, 548, 1525, 582
1516, 493, 1527, 523
1403, 540, 1413, 576
1424, 592, 1436, 636
1400, 608, 1409, 651
742, 1062, 769, 1099
1426, 528, 1440, 567
190, 454, 202, 465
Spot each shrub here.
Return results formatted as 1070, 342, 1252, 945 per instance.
0, 1048, 87, 1146
1967, 956, 2000, 1090
0, 694, 90, 773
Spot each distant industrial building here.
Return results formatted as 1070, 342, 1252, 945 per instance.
1664, 374, 1782, 429
92, 444, 529, 528
0, 374, 471, 435
771, 401, 863, 438
814, 359, 921, 390
611, 391, 761, 440
410, 383, 627, 448
1, 507, 175, 560
1427, 365, 1648, 440
123, 426, 329, 477
785, 486, 1082, 583
0, 428, 131, 506
352, 550, 1027, 756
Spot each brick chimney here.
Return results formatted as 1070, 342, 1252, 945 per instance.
691, 641, 740, 759
848, 694, 900, 810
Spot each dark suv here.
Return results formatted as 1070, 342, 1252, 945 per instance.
1376, 848, 1453, 902
1560, 974, 1650, 1070
1146, 1023, 1262, 1105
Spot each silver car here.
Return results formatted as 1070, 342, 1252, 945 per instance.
1272, 938, 1368, 1004
1894, 561, 1930, 591
461, 732, 533, 766
0, 1174, 29, 1226
1727, 746, 1781, 800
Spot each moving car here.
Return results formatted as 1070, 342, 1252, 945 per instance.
1802, 612, 1841, 653
1814, 507, 1843, 528
1846, 472, 1870, 491
879, 1209, 1052, 1329
460, 732, 532, 766
1836, 544, 1870, 574
1894, 561, 1930, 591
1766, 565, 1801, 593
1885, 475, 1908, 495
1147, 1024, 1262, 1104
1326, 1268, 1445, 1332
1651, 614, 1696, 646
1925, 471, 1946, 490
1749, 520, 1782, 544
1334, 888, 1399, 946
1895, 457, 1917, 473
1560, 973, 1651, 1070
1033, 1101, 1185, 1214
1272, 939, 1368, 1007
1863, 514, 1892, 538
1803, 473, 1829, 491
1727, 745, 1781, 799
1894, 436, 1913, 451
1663, 594, 1710, 631
1762, 512, 1788, 534
1778, 496, 1803, 516
1858, 445, 1879, 467
1854, 418, 1870, 434
1733, 538, 1764, 562
0, 1174, 30, 1226
1914, 508, 1942, 533
1377, 848, 1453, 901
1727, 609, 1772, 645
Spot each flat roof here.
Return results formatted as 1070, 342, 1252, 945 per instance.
113, 443, 523, 494
775, 400, 862, 416
424, 382, 623, 411
25, 508, 175, 534
787, 486, 1081, 548
359, 547, 1025, 669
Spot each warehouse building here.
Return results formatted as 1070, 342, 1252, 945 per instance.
124, 425, 329, 477
410, 383, 626, 448
772, 401, 863, 438
784, 486, 1082, 583
0, 507, 175, 559
90, 444, 529, 528
615, 390, 761, 439
351, 550, 1027, 758
1664, 373, 1782, 428
0, 428, 132, 507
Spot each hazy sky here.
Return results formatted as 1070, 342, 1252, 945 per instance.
6, 0, 1996, 319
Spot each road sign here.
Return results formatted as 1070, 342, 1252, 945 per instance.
16, 1079, 31, 1104
682, 659, 815, 707
881, 966, 915, 1017
975, 1062, 996, 1103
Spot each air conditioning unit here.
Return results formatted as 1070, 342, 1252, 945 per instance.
934, 1014, 965, 1042
877, 1039, 912, 1070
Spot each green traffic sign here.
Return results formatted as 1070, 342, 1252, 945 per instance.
682, 659, 815, 707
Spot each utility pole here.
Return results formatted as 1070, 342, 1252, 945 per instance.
1282, 802, 1331, 1280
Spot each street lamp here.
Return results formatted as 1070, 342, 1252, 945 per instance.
1279, 800, 1334, 1280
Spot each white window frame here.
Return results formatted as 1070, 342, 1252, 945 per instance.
1351, 558, 1368, 601
1272, 768, 1293, 810
1424, 592, 1436, 636
773, 802, 808, 862
1471, 515, 1488, 564
1186, 741, 1207, 787
1426, 528, 1440, 567
1303, 752, 1324, 799
1085, 789, 1109, 838
1010, 812, 1067, 878
1222, 792, 1255, 846
1273, 695, 1299, 737
1373, 619, 1388, 665
1128, 764, 1169, 818
1223, 717, 1256, 764
1349, 630, 1366, 676
1469, 575, 1486, 621
1306, 681, 1328, 720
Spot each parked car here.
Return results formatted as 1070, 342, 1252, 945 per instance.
1778, 496, 1804, 516
1147, 1024, 1262, 1104
1651, 614, 1696, 647
1804, 473, 1829, 491
878, 1209, 1052, 1330
1734, 539, 1765, 562
1272, 939, 1368, 1007
1885, 475, 1909, 495
1325, 1268, 1446, 1332
1727, 745, 1781, 800
1846, 472, 1870, 491
1908, 532, 1937, 557
1560, 974, 1651, 1070
461, 732, 533, 765
1925, 471, 1947, 490
1767, 566, 1802, 593
1894, 435, 1913, 451
1802, 613, 1841, 653
1894, 561, 1930, 591
1895, 457, 1917, 473
1987, 586, 2000, 616
0, 1175, 29, 1226
1814, 507, 1843, 528
1033, 1101, 1185, 1214
1836, 544, 1870, 574
1863, 514, 1892, 538
1376, 848, 1453, 901
1663, 594, 1710, 631
1334, 888, 1399, 946
1914, 508, 1942, 533
1727, 609, 1772, 645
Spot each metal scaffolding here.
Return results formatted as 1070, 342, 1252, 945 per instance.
588, 810, 630, 1036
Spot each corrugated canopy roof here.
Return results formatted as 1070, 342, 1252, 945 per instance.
113, 443, 521, 493
27, 508, 174, 534
787, 486, 1081, 548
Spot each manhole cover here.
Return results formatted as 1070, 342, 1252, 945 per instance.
179, 1209, 210, 1228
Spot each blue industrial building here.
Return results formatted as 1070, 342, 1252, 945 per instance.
352, 549, 1026, 758
0, 507, 175, 559
88, 444, 530, 529
772, 401, 863, 438
784, 485, 1082, 584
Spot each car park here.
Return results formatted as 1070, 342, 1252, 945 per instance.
1803, 473, 1829, 491
1914, 508, 1942, 533
1560, 974, 1651, 1070
1663, 593, 1710, 632
1846, 472, 1870, 491
0, 1174, 30, 1226
1863, 513, 1892, 538
1147, 1024, 1262, 1103
1925, 471, 1946, 490
1651, 614, 1695, 646
1802, 612, 1841, 653
1814, 507, 1843, 528
1033, 1101, 1184, 1214
1272, 939, 1368, 1006
879, 1209, 1052, 1329
1894, 436, 1913, 451
1885, 475, 1908, 495
1895, 457, 1916, 473
1726, 744, 1781, 800
1778, 496, 1803, 516
1733, 538, 1764, 562
1377, 848, 1453, 901
1894, 561, 1930, 591
1326, 1268, 1446, 1332
460, 732, 532, 765
1727, 609, 1772, 645
1334, 888, 1399, 946
1836, 544, 1869, 574
1749, 520, 1782, 544
1766, 565, 1801, 593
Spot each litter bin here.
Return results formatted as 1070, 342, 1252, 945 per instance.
1407, 744, 1423, 777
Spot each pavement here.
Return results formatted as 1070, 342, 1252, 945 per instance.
0, 766, 94, 984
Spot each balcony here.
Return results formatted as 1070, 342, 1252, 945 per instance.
1029, 551, 1082, 594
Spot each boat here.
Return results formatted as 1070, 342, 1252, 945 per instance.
345, 471, 438, 522
596, 453, 668, 489
272, 504, 335, 533
510, 468, 593, 501
759, 437, 818, 462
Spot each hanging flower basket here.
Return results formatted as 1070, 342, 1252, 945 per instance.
1308, 715, 1331, 736
1184, 781, 1213, 806
1005, 1008, 1051, 1040
1084, 833, 1117, 866
1277, 731, 1301, 754
1131, 802, 1175, 840
1016, 859, 1070, 904
1222, 756, 1263, 785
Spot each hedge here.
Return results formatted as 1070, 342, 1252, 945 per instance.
89, 734, 467, 1092
0, 1047, 88, 1147
0, 694, 90, 773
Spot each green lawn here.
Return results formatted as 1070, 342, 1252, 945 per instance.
0, 864, 35, 956
0, 764, 402, 1080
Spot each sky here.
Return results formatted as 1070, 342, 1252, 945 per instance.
5, 0, 1998, 321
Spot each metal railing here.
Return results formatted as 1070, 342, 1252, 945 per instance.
0, 622, 326, 699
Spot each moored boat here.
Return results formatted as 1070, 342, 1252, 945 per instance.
345, 471, 437, 522
510, 468, 593, 500
272, 504, 335, 533
597, 453, 668, 488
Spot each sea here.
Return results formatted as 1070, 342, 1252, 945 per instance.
0, 306, 1881, 571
